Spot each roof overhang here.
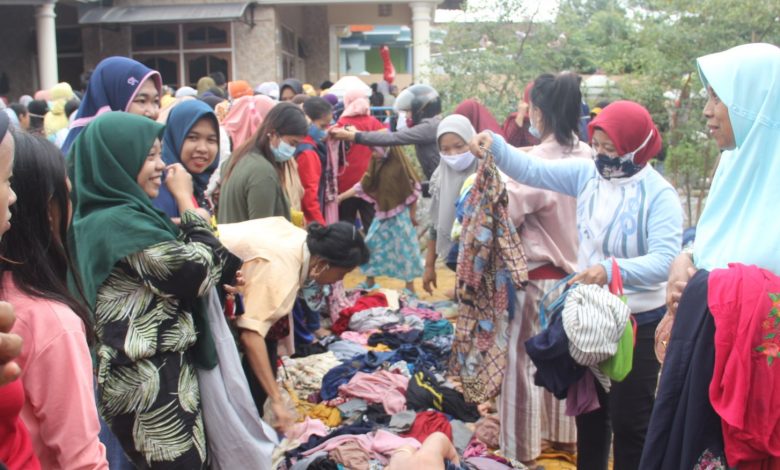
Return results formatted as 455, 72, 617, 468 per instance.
79, 2, 255, 26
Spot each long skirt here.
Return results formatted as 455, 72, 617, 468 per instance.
499, 278, 577, 462
361, 207, 424, 282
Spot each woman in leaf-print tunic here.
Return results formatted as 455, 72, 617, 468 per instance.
68, 112, 235, 469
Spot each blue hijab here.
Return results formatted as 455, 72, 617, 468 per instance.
61, 57, 161, 154
153, 100, 220, 217
695, 43, 780, 274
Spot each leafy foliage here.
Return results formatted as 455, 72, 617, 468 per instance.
432, 0, 780, 223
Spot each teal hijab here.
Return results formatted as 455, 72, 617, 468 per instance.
695, 43, 780, 274
68, 111, 174, 307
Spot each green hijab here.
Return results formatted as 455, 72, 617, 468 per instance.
68, 111, 174, 307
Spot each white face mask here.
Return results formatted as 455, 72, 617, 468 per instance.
396, 111, 408, 130
439, 150, 476, 172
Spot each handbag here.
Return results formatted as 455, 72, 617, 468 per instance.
600, 257, 635, 381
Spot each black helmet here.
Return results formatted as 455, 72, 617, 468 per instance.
394, 84, 441, 125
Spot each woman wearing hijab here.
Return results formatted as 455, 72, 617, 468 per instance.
227, 80, 253, 100
422, 114, 478, 295
43, 82, 74, 140
454, 99, 504, 135
61, 56, 161, 155
68, 112, 239, 469
153, 100, 219, 219
197, 76, 217, 96
641, 43, 780, 470
279, 79, 304, 102
337, 145, 422, 293
472, 100, 683, 470
335, 88, 386, 230
500, 72, 592, 467
502, 82, 540, 148
222, 95, 276, 150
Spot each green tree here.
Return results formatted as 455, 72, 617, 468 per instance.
432, 0, 780, 224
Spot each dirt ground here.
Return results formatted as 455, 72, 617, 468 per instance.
343, 260, 457, 302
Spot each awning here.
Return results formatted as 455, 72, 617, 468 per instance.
79, 2, 254, 25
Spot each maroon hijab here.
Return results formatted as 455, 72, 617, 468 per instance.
454, 99, 504, 136
502, 82, 539, 147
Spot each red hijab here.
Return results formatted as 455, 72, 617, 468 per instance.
454, 99, 504, 136
587, 100, 662, 166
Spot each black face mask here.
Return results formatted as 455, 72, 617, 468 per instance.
593, 129, 655, 180
594, 153, 643, 179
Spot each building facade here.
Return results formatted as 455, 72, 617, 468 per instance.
0, 0, 460, 100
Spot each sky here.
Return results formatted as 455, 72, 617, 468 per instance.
434, 0, 560, 23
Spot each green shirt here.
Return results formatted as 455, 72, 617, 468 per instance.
217, 150, 290, 224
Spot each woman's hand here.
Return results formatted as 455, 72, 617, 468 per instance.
165, 163, 194, 200
423, 264, 437, 295
666, 253, 696, 316
223, 270, 244, 299
271, 399, 295, 434
569, 264, 608, 286
0, 302, 22, 386
469, 131, 493, 158
328, 127, 356, 142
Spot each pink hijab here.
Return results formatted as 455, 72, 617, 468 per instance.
222, 95, 276, 148
342, 89, 370, 117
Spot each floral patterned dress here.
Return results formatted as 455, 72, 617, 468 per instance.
94, 213, 226, 469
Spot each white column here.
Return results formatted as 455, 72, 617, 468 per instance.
410, 1, 435, 84
36, 0, 58, 90
328, 25, 339, 83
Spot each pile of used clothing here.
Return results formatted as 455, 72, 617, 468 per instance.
272, 289, 526, 470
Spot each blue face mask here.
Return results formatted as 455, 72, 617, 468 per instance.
309, 124, 327, 143
272, 138, 297, 162
300, 278, 330, 311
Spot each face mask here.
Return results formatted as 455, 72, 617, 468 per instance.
309, 124, 326, 143
396, 111, 408, 130
300, 278, 330, 312
528, 123, 541, 139
272, 138, 297, 162
594, 130, 654, 179
440, 150, 476, 172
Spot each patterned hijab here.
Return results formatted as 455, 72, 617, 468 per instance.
68, 112, 174, 307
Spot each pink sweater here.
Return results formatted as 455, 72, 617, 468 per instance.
505, 135, 593, 274
4, 274, 108, 470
